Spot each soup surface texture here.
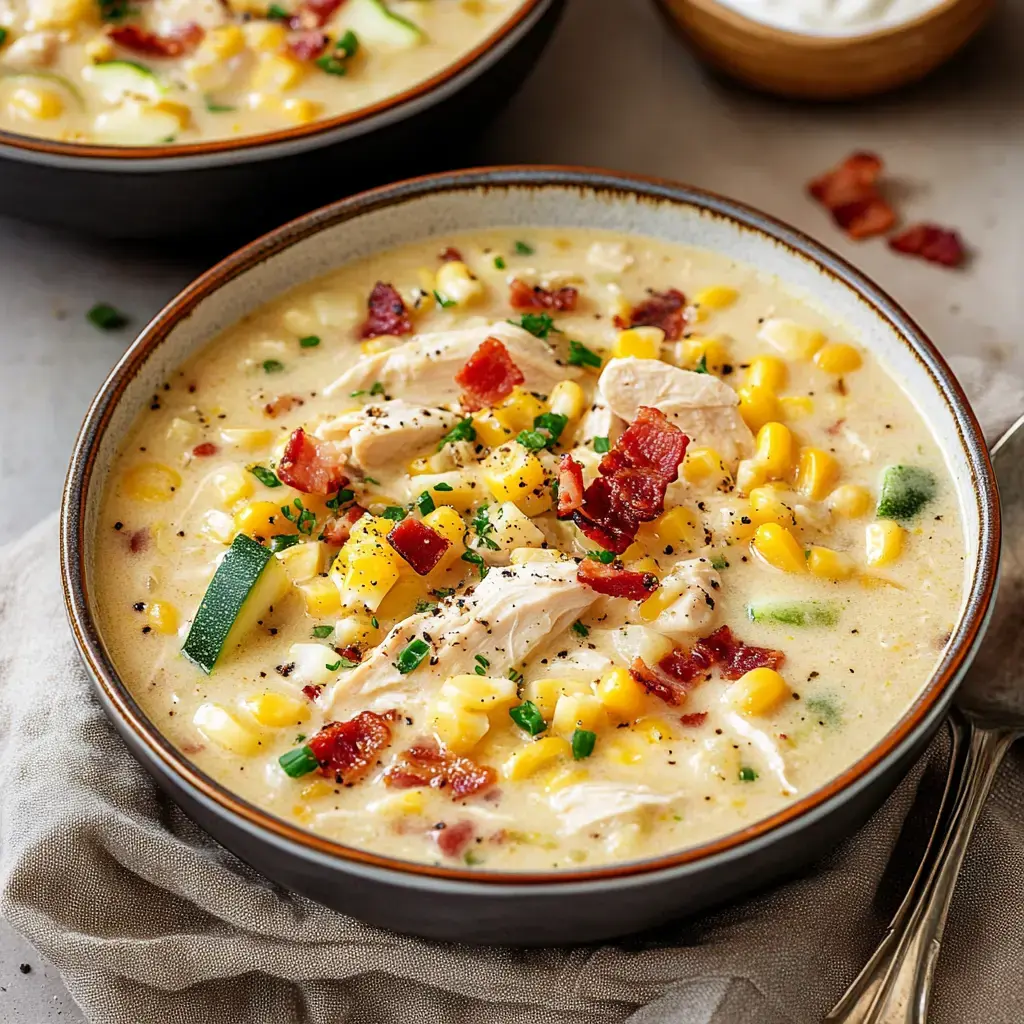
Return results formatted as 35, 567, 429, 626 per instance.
95, 228, 965, 871
0, 0, 523, 144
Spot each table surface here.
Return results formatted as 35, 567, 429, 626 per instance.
2, 0, 1021, 1017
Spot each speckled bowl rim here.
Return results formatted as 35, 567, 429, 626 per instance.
62, 166, 1000, 890
0, 0, 550, 167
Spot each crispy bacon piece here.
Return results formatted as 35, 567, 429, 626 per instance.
108, 22, 204, 57
358, 282, 412, 340
630, 657, 692, 706
264, 394, 305, 419
320, 503, 366, 546
385, 743, 496, 800
888, 224, 966, 268
679, 712, 708, 727
454, 336, 525, 412
578, 558, 659, 601
286, 29, 328, 60
697, 625, 784, 680
302, 684, 323, 702
559, 406, 688, 553
276, 428, 349, 494
808, 152, 896, 240
508, 278, 579, 312
613, 288, 686, 341
289, 0, 346, 28
439, 246, 464, 263
192, 442, 217, 457
387, 517, 450, 576
556, 454, 585, 518
431, 820, 475, 858
308, 710, 397, 783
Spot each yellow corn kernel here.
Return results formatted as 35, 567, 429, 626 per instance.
510, 547, 565, 565
865, 520, 903, 566
680, 336, 730, 371
779, 396, 814, 420
828, 483, 872, 519
758, 318, 826, 361
502, 736, 571, 781
244, 692, 309, 728
151, 99, 191, 130
737, 384, 778, 433
543, 766, 588, 793
814, 342, 862, 375
281, 97, 322, 124
613, 326, 663, 360
605, 733, 646, 765
429, 699, 489, 754
552, 693, 607, 737
633, 716, 675, 743
123, 462, 182, 503
435, 260, 485, 306
481, 442, 550, 516
421, 505, 466, 574
548, 379, 585, 421
441, 674, 518, 714
493, 389, 547, 433
735, 458, 766, 495
471, 409, 513, 448
338, 516, 402, 611
220, 427, 273, 451
747, 354, 787, 392
794, 447, 839, 501
683, 446, 731, 488
596, 667, 647, 720
360, 337, 391, 355
193, 703, 262, 756
145, 601, 179, 635
300, 779, 333, 800
751, 523, 806, 573
297, 576, 342, 617
694, 285, 738, 311
754, 422, 794, 479
84, 35, 115, 62
807, 545, 856, 581
524, 677, 588, 719
234, 499, 289, 540
206, 23, 245, 58
748, 486, 795, 527
649, 505, 701, 554
374, 788, 426, 816
252, 52, 304, 91
726, 668, 790, 716
243, 19, 288, 51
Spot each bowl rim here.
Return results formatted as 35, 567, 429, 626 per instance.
61, 164, 1000, 888
0, 0, 550, 165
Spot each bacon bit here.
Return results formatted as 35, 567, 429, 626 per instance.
824, 418, 846, 437
508, 278, 579, 312
387, 517, 450, 576
630, 657, 692, 706
454, 336, 525, 411
128, 528, 149, 554
808, 152, 896, 240
308, 710, 396, 783
697, 625, 784, 679
578, 558, 659, 601
320, 503, 366, 546
679, 712, 708, 727
358, 282, 412, 340
336, 645, 362, 664
108, 22, 204, 57
276, 427, 349, 494
438, 246, 464, 263
288, 0, 346, 28
613, 288, 687, 340
302, 684, 323, 702
559, 406, 688, 553
286, 29, 328, 60
556, 454, 585, 518
431, 820, 475, 858
385, 743, 496, 799
888, 224, 967, 268
264, 394, 305, 419
192, 442, 217, 457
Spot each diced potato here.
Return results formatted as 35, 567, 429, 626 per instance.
146, 601, 179, 635
613, 326, 663, 360
193, 703, 263, 756
429, 698, 490, 754
244, 692, 309, 728
413, 473, 479, 513
440, 674, 518, 713
484, 501, 546, 555
751, 523, 806, 573
220, 427, 274, 451
234, 499, 288, 540
421, 505, 466, 575
251, 52, 305, 91
336, 515, 403, 611
333, 614, 379, 648
758, 318, 826, 361
794, 448, 839, 501
287, 642, 342, 689
123, 462, 182, 503
297, 576, 343, 617
524, 677, 589, 719
212, 464, 254, 507
205, 24, 245, 58
27, 0, 95, 31
481, 443, 550, 516
725, 668, 790, 716
435, 260, 485, 306
596, 667, 647, 720
503, 736, 572, 781
370, 788, 426, 816
552, 693, 606, 736
277, 539, 324, 583
200, 509, 236, 544
509, 547, 565, 565
281, 97, 322, 125
243, 20, 288, 51
166, 417, 199, 447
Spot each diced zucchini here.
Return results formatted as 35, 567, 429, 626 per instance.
0, 70, 83, 105
747, 600, 840, 627
93, 100, 182, 146
83, 61, 164, 103
876, 465, 937, 522
343, 0, 423, 49
182, 534, 289, 673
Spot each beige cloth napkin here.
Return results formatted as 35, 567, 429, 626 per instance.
2, 354, 1022, 1024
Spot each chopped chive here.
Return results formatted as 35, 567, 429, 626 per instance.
325, 487, 355, 510
362, 475, 380, 485
593, 436, 610, 453
508, 668, 524, 684
693, 353, 709, 374
335, 28, 358, 57
433, 587, 455, 599
311, 625, 334, 639
567, 340, 601, 368
432, 482, 454, 492
493, 255, 506, 270
0, 28, 7, 44
585, 549, 615, 564
370, 616, 379, 629
299, 335, 320, 348
369, 380, 385, 396
514, 240, 534, 255
475, 654, 490, 668
415, 491, 435, 516
395, 638, 430, 674
262, 359, 285, 374
249, 465, 282, 488
381, 505, 407, 521
434, 290, 457, 309
268, 534, 301, 553
279, 745, 318, 778
464, 849, 485, 866
204, 96, 236, 113
510, 312, 558, 339
571, 728, 596, 760
315, 32, 358, 76
438, 417, 476, 450
509, 700, 545, 736
571, 620, 589, 638
325, 659, 342, 671
87, 303, 129, 330
349, 390, 366, 397
738, 766, 758, 782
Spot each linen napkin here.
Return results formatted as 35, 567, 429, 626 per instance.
1, 354, 1021, 1024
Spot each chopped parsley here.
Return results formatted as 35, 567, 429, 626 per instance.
493, 255, 506, 270
326, 656, 358, 671
571, 728, 596, 760
362, 475, 380, 485
432, 482, 454, 492
433, 290, 457, 309
437, 417, 476, 450
534, 411, 568, 443
432, 587, 455, 599
268, 534, 302, 553
585, 549, 615, 564
204, 96, 236, 113
279, 745, 317, 778
87, 303, 129, 331
738, 766, 758, 782
281, 498, 316, 535
516, 429, 548, 451
369, 380, 385, 396
315, 29, 359, 75
381, 506, 407, 522
509, 700, 545, 736
325, 487, 355, 510
266, 2, 289, 18
414, 599, 438, 614
571, 620, 590, 638
394, 638, 430, 674
299, 335, 321, 348
567, 340, 601, 368
415, 491, 436, 516
510, 312, 558, 340
693, 353, 709, 374
249, 465, 282, 488
0, 27, 7, 44
461, 549, 489, 579
98, 0, 138, 20
262, 359, 285, 374
593, 436, 611, 454
514, 240, 535, 255
311, 625, 334, 639
471, 505, 499, 550
710, 554, 729, 570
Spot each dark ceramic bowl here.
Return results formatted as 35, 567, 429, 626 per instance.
61, 167, 1000, 944
0, 0, 562, 239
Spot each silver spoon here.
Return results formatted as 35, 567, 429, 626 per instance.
826, 413, 1023, 1024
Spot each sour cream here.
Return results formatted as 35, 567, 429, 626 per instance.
716, 0, 947, 36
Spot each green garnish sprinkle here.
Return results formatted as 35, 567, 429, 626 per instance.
693, 353, 709, 374
493, 256, 506, 270
268, 534, 301, 553
266, 2, 288, 18
262, 359, 285, 374
510, 312, 558, 339
474, 653, 490, 677
415, 491, 435, 516
567, 340, 601, 368
471, 505, 499, 550
395, 638, 430, 674
249, 465, 282, 488
369, 380, 385, 395
571, 620, 589, 638
87, 303, 129, 331
315, 29, 359, 74
325, 487, 355, 510
710, 555, 729, 570
461, 549, 489, 579
432, 482, 453, 492
204, 96, 236, 113
381, 506, 407, 522
516, 429, 548, 451
279, 745, 318, 778
593, 436, 610, 454
509, 700, 545, 736
514, 240, 534, 255
370, 616, 379, 629
738, 766, 758, 782
438, 418, 476, 450
299, 335, 320, 348
571, 728, 596, 760
434, 290, 457, 309
311, 625, 334, 639
586, 549, 615, 564
280, 498, 316, 535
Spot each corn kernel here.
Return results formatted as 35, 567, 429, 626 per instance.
193, 703, 262, 756
297, 576, 342, 617
751, 523, 806, 573
493, 389, 547, 433
481, 442, 550, 516
633, 716, 675, 743
758, 318, 826, 361
123, 462, 182, 503
281, 97, 322, 124
435, 260, 485, 306
735, 458, 766, 495
441, 674, 518, 713
206, 23, 245, 58
374, 788, 426, 816
807, 545, 856, 580
737, 384, 778, 433
243, 20, 288, 51
252, 53, 304, 91
502, 736, 571, 781
694, 285, 738, 311
421, 506, 466, 574
596, 667, 647, 720
647, 505, 701, 554
244, 692, 309, 728
234, 499, 290, 540
747, 354, 787, 391
146, 601, 178, 635
865, 520, 903, 566
828, 484, 872, 519
472, 410, 513, 448
548, 379, 585, 421
754, 422, 794, 479
524, 677, 588, 719
429, 699, 489, 754
748, 486, 795, 527
794, 447, 839, 501
814, 342, 862, 375
220, 427, 273, 451
300, 779, 333, 800
84, 35, 115, 62
552, 693, 607, 736
680, 336, 730, 371
683, 446, 731, 488
543, 766, 588, 793
360, 337, 391, 355
613, 326, 663, 360
726, 668, 790, 716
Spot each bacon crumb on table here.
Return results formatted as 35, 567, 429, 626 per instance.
276, 428, 349, 494
807, 151, 896, 240
888, 224, 967, 268
454, 336, 525, 411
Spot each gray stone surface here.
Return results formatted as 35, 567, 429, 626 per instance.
1, 0, 1020, 1018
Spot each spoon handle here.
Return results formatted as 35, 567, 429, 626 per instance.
825, 718, 1014, 1024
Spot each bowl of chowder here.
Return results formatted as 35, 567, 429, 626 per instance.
62, 167, 999, 944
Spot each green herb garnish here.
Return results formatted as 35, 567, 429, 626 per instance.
314, 29, 358, 74
571, 728, 596, 760
710, 555, 729, 570
414, 599, 438, 614
280, 498, 316, 535
268, 534, 302, 553
567, 340, 601, 368
262, 359, 285, 374
493, 255, 506, 270
369, 380, 385, 396
571, 620, 589, 638
432, 587, 455, 599
534, 411, 568, 443
87, 303, 128, 331
249, 465, 282, 488
312, 625, 334, 639
474, 654, 490, 677
395, 638, 430, 674
415, 491, 436, 516
693, 353, 709, 374
738, 766, 758, 782
204, 96, 236, 113
279, 745, 318, 778
516, 429, 548, 451
266, 2, 288, 18
370, 616, 379, 629
433, 290, 457, 309
325, 487, 355, 510
461, 549, 489, 579
381, 506, 407, 522
471, 505, 499, 550
438, 418, 476, 450
299, 335, 320, 348
433, 482, 453, 492
593, 436, 610, 454
362, 475, 380, 485
509, 700, 545, 735
510, 312, 558, 339
514, 240, 534, 255
585, 549, 615, 564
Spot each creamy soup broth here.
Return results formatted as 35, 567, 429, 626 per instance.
95, 228, 965, 871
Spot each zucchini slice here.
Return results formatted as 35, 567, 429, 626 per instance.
747, 599, 840, 628
343, 0, 424, 49
83, 60, 164, 103
876, 465, 937, 522
182, 534, 289, 674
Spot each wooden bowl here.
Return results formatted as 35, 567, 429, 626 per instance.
653, 0, 995, 100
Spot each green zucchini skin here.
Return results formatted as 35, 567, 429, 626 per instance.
876, 465, 937, 521
345, 0, 424, 48
747, 600, 840, 627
